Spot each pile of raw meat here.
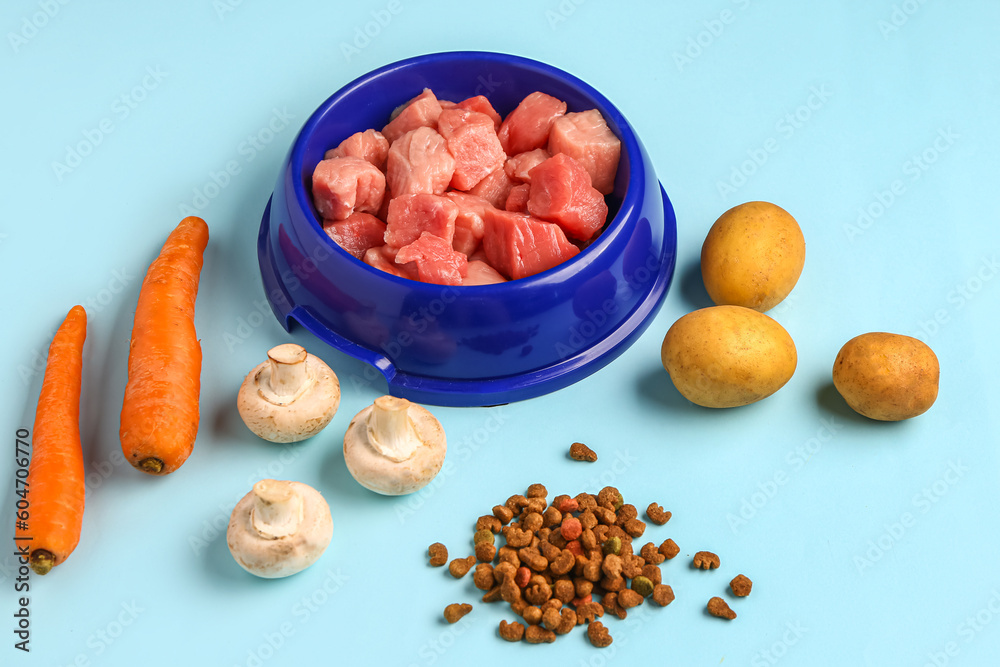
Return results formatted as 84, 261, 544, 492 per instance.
312, 88, 621, 285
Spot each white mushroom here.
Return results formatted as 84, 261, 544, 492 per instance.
343, 396, 447, 495
226, 479, 333, 578
237, 343, 340, 442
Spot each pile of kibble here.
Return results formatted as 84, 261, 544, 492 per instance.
428, 444, 751, 647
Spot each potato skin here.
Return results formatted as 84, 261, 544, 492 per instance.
833, 333, 939, 421
701, 201, 805, 312
660, 305, 797, 408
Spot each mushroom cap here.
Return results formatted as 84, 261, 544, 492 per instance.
226, 480, 333, 578
343, 399, 447, 496
237, 347, 341, 443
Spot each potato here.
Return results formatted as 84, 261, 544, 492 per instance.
832, 333, 939, 421
660, 305, 797, 408
701, 201, 805, 312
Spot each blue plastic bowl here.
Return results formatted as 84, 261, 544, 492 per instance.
258, 51, 677, 407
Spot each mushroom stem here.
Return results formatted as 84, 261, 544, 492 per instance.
251, 479, 303, 540
366, 396, 419, 462
266, 344, 311, 397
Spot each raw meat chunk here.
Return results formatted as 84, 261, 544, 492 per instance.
468, 166, 516, 209
505, 183, 530, 212
482, 208, 580, 280
463, 260, 507, 286
384, 193, 458, 249
457, 95, 502, 130
437, 108, 506, 191
363, 245, 415, 279
444, 192, 492, 256
547, 109, 621, 195
376, 183, 392, 221
467, 247, 490, 264
386, 127, 456, 197
325, 129, 390, 171
312, 156, 386, 221
504, 148, 551, 184
313, 86, 621, 286
527, 153, 608, 241
497, 91, 567, 156
323, 212, 386, 260
382, 88, 443, 144
395, 232, 469, 286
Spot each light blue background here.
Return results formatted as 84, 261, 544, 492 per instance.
3, 1, 999, 665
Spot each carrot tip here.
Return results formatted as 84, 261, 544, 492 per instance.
138, 457, 165, 474
29, 550, 55, 575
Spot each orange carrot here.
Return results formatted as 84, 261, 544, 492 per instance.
20, 305, 88, 575
120, 216, 209, 475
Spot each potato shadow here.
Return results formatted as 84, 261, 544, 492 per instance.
635, 367, 695, 412
815, 381, 880, 427
676, 258, 713, 311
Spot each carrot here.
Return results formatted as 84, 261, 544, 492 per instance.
20, 305, 88, 575
120, 216, 209, 475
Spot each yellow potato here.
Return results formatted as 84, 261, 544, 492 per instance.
660, 305, 797, 408
832, 333, 939, 421
701, 201, 805, 312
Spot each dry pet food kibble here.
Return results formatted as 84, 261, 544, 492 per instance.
693, 551, 720, 570
498, 620, 524, 642
429, 479, 751, 647
525, 625, 557, 644
617, 588, 644, 609
569, 442, 598, 462
449, 555, 476, 578
707, 596, 736, 620
651, 584, 675, 607
428, 542, 448, 567
630, 575, 654, 598
659, 538, 680, 560
526, 483, 547, 498
640, 541, 665, 565
473, 563, 495, 590
646, 502, 672, 525
730, 574, 753, 597
587, 621, 613, 648
444, 603, 472, 623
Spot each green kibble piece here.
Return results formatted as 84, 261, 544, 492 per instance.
613, 493, 624, 511
631, 576, 654, 598
473, 529, 494, 546
602, 536, 622, 556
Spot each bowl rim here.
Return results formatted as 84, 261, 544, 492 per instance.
288, 50, 644, 292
